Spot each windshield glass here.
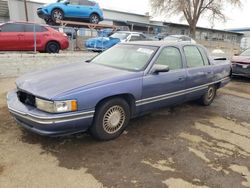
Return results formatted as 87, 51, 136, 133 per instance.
110, 32, 129, 40
164, 36, 179, 41
91, 44, 158, 71
240, 49, 250, 56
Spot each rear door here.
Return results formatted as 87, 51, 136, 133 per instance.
140, 46, 187, 111
78, 0, 96, 18
0, 23, 24, 51
183, 45, 212, 100
23, 24, 49, 51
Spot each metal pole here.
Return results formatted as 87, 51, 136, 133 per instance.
24, 0, 29, 21
33, 24, 37, 53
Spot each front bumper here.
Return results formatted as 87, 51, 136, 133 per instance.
37, 8, 50, 20
7, 90, 94, 136
232, 64, 250, 78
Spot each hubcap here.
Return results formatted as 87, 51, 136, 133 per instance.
207, 87, 214, 101
91, 15, 99, 23
103, 105, 125, 134
53, 10, 62, 20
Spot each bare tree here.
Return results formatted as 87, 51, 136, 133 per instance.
150, 0, 241, 38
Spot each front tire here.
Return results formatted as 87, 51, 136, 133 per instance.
45, 42, 60, 53
90, 98, 130, 141
199, 85, 216, 106
51, 9, 64, 22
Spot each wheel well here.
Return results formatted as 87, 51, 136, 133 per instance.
95, 94, 136, 116
46, 40, 61, 50
215, 82, 221, 89
90, 12, 100, 18
51, 7, 64, 14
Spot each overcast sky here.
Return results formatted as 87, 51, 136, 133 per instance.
35, 0, 250, 29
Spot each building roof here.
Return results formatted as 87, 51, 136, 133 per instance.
163, 22, 243, 35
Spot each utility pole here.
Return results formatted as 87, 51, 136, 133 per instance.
24, 0, 29, 21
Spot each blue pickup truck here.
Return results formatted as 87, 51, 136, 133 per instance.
7, 41, 231, 140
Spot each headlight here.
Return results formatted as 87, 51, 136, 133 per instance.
36, 98, 77, 113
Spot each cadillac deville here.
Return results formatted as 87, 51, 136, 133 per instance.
7, 41, 231, 140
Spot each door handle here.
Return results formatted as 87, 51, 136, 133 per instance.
17, 34, 24, 37
178, 76, 185, 81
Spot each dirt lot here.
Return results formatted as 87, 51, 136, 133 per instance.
0, 63, 250, 187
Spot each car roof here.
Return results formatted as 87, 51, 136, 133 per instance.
125, 40, 200, 47
116, 31, 143, 34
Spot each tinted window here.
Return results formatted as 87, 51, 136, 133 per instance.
24, 24, 48, 32
69, 0, 79, 5
240, 48, 250, 56
129, 35, 141, 41
79, 0, 95, 6
198, 47, 210, 65
1, 23, 24, 32
155, 47, 182, 70
184, 46, 204, 68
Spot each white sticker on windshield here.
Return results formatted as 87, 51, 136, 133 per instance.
137, 48, 154, 55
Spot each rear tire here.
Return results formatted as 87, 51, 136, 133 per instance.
90, 98, 130, 141
89, 13, 100, 24
51, 9, 64, 23
46, 42, 60, 53
199, 85, 216, 106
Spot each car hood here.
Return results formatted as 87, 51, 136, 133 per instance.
16, 62, 138, 99
231, 56, 250, 64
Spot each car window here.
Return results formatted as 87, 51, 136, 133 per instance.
130, 35, 142, 41
0, 23, 24, 32
155, 47, 182, 70
184, 46, 205, 68
79, 0, 95, 6
198, 47, 210, 66
24, 24, 48, 32
69, 0, 79, 5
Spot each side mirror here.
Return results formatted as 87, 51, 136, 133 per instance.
152, 64, 170, 74
64, 1, 70, 5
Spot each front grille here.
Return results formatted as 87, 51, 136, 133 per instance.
17, 91, 36, 107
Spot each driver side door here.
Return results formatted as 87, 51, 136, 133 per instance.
139, 46, 187, 112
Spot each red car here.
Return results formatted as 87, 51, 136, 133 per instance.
231, 48, 250, 78
0, 22, 69, 53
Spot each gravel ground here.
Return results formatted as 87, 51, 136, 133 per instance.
0, 54, 250, 188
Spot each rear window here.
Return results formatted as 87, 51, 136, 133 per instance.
0, 23, 24, 32
184, 46, 205, 68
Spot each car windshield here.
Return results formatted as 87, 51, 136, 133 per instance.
240, 49, 250, 56
164, 36, 179, 41
110, 32, 129, 40
91, 44, 158, 71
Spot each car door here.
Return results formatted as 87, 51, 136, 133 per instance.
66, 0, 82, 17
78, 0, 95, 18
139, 46, 187, 111
0, 23, 24, 51
23, 24, 49, 51
183, 45, 212, 100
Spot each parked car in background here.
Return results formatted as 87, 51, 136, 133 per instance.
37, 0, 104, 25
164, 35, 196, 43
0, 22, 69, 53
7, 41, 231, 140
231, 48, 250, 78
85, 31, 150, 51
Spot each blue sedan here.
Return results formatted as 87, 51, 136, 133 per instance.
37, 0, 104, 24
7, 41, 231, 140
